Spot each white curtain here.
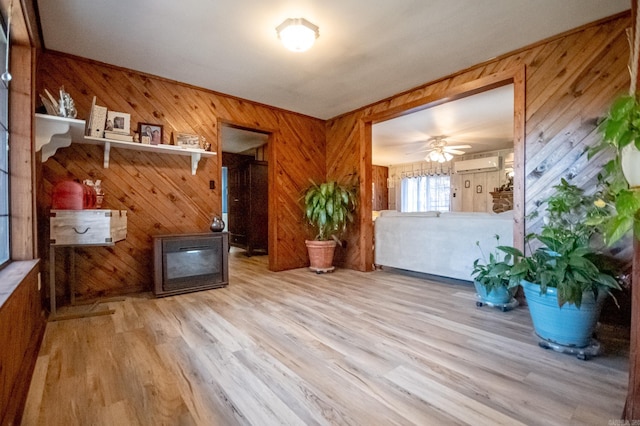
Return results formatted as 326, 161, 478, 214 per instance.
400, 175, 450, 212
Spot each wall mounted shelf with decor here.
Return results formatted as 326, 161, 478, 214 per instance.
35, 113, 215, 175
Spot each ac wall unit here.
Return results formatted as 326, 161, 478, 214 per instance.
454, 156, 501, 174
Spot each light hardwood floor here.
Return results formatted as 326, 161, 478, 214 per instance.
21, 249, 628, 425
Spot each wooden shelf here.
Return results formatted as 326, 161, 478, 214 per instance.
35, 113, 216, 175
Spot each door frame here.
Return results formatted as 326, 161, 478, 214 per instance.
360, 66, 526, 270
218, 120, 275, 267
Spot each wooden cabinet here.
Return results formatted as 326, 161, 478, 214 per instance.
227, 160, 268, 255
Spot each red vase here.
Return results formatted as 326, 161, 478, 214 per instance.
52, 180, 97, 209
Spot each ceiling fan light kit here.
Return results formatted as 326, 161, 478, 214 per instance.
421, 136, 471, 163
276, 18, 319, 52
427, 150, 453, 163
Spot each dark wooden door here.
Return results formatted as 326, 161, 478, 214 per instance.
227, 161, 268, 255
227, 165, 247, 247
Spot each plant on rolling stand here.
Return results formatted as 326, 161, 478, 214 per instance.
471, 235, 520, 310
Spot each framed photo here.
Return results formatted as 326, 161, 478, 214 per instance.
175, 132, 201, 149
106, 111, 131, 134
464, 180, 470, 188
476, 185, 483, 194
138, 123, 163, 145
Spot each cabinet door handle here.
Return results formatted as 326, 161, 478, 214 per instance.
73, 227, 90, 234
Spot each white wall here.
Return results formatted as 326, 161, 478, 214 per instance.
450, 148, 513, 213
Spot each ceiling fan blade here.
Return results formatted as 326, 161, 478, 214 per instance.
445, 144, 472, 149
444, 148, 465, 155
407, 147, 434, 155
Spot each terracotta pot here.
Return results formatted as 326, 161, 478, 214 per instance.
305, 240, 337, 272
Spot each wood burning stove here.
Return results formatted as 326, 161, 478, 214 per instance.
153, 233, 229, 297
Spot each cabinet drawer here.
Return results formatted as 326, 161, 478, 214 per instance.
230, 233, 246, 245
50, 209, 127, 245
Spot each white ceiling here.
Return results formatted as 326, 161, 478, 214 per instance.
36, 1, 629, 120
372, 84, 514, 166
221, 126, 269, 154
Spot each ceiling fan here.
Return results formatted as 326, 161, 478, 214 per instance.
414, 136, 472, 162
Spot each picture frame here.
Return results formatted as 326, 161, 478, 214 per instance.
138, 123, 163, 145
106, 111, 131, 134
476, 185, 483, 194
464, 180, 470, 188
175, 132, 201, 149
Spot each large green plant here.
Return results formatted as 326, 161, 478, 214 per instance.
504, 235, 619, 308
303, 181, 357, 241
503, 179, 621, 308
588, 95, 640, 245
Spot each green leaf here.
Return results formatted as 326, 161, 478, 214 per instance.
616, 190, 640, 216
605, 215, 633, 245
497, 245, 524, 257
326, 198, 334, 217
320, 183, 328, 197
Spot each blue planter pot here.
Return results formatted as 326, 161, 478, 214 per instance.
473, 280, 513, 305
522, 280, 607, 348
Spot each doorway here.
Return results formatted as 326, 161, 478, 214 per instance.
364, 68, 526, 264
372, 84, 514, 214
220, 124, 270, 257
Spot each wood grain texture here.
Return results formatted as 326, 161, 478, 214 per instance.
371, 165, 388, 211
10, 43, 37, 260
36, 51, 325, 302
22, 251, 628, 425
326, 13, 630, 271
0, 261, 46, 426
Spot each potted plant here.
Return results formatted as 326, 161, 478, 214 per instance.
302, 180, 357, 273
471, 236, 519, 309
505, 179, 621, 352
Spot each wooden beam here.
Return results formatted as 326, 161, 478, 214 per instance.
624, 1, 640, 420
625, 229, 640, 419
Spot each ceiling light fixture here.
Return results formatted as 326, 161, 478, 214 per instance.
427, 150, 453, 163
276, 18, 319, 52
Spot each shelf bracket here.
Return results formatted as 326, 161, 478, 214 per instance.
35, 114, 86, 162
191, 152, 201, 175
103, 142, 111, 169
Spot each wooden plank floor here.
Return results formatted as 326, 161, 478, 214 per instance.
21, 249, 628, 425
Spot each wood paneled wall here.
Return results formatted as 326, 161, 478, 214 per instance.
326, 13, 632, 271
0, 261, 46, 425
36, 52, 325, 300
372, 165, 388, 211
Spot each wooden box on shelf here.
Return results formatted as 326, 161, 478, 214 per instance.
50, 209, 127, 245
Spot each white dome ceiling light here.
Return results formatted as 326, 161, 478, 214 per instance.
276, 18, 319, 53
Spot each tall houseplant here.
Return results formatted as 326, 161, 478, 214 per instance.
302, 180, 357, 272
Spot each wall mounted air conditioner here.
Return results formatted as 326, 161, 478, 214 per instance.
454, 156, 501, 174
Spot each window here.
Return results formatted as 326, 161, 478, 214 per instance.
400, 175, 450, 212
0, 22, 9, 269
